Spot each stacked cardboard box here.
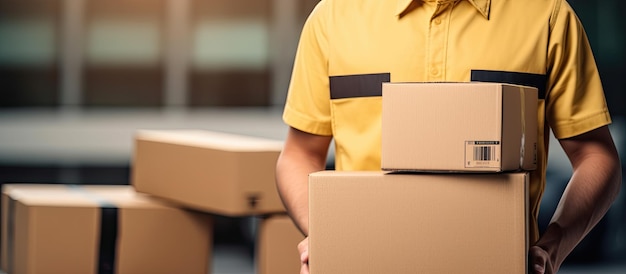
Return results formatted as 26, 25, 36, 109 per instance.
309, 82, 538, 273
1, 184, 212, 274
309, 171, 529, 273
381, 82, 538, 172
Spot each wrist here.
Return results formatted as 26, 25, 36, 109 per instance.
534, 223, 566, 270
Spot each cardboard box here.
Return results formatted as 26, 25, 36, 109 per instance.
1, 184, 213, 274
257, 214, 303, 274
309, 171, 528, 274
131, 130, 285, 216
382, 82, 537, 172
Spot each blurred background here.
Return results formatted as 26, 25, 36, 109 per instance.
0, 0, 624, 273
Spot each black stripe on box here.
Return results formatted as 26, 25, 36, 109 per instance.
98, 206, 118, 274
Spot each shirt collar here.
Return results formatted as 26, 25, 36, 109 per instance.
395, 0, 491, 19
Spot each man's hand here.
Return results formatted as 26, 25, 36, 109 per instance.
529, 246, 554, 274
298, 237, 310, 274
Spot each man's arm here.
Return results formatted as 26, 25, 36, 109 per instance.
276, 126, 332, 236
531, 125, 622, 273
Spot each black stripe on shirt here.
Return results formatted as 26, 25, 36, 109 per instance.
471, 70, 546, 99
330, 73, 390, 99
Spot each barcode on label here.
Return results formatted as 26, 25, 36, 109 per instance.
474, 146, 496, 161
465, 141, 500, 168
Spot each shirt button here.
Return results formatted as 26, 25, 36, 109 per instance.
431, 68, 439, 76
434, 18, 442, 25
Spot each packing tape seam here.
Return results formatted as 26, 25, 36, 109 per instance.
519, 86, 526, 168
66, 185, 118, 274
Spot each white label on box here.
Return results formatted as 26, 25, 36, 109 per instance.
465, 141, 500, 168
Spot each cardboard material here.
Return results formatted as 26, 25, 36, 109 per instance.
309, 171, 528, 274
131, 130, 285, 216
382, 82, 538, 172
1, 184, 212, 274
257, 214, 303, 274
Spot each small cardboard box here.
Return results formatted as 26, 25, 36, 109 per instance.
1, 184, 212, 274
131, 130, 285, 216
382, 82, 538, 172
257, 214, 303, 274
309, 171, 528, 274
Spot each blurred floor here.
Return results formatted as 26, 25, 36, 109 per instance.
213, 244, 254, 274
1, 243, 625, 274
560, 264, 626, 274
211, 241, 626, 274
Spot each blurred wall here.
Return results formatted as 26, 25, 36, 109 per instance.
1, 0, 623, 112
0, 0, 320, 108
569, 0, 626, 118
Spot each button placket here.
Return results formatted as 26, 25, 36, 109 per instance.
427, 3, 451, 81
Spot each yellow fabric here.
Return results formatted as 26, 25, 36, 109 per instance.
283, 0, 611, 244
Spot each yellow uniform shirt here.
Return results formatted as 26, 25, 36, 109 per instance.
283, 0, 612, 243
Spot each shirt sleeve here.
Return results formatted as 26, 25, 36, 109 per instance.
282, 1, 333, 136
545, 0, 612, 139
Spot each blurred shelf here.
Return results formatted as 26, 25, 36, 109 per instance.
0, 107, 287, 166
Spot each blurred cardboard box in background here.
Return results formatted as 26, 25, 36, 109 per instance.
1, 184, 212, 274
131, 130, 284, 216
257, 214, 303, 274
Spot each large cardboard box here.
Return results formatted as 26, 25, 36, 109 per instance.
257, 214, 303, 274
382, 82, 538, 172
1, 184, 212, 274
309, 171, 528, 274
131, 130, 285, 216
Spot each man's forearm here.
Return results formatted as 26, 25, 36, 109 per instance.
536, 153, 621, 270
275, 128, 331, 236
276, 156, 320, 236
